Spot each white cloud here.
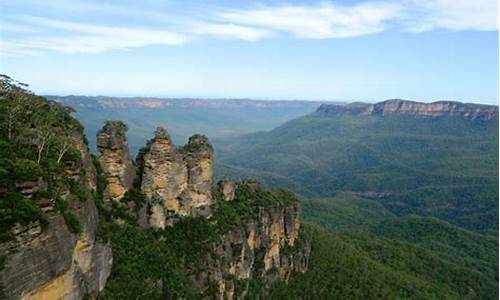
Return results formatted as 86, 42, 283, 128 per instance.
190, 23, 274, 41
6, 16, 187, 54
403, 0, 498, 32
218, 2, 403, 39
1, 0, 497, 56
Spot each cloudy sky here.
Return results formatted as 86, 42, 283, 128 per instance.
1, 0, 498, 104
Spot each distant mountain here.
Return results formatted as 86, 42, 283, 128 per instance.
46, 95, 338, 154
216, 99, 499, 231
317, 99, 498, 120
48, 95, 335, 109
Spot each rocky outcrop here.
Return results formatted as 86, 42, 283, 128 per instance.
0, 134, 112, 300
95, 124, 309, 299
317, 99, 499, 120
96, 121, 135, 203
217, 178, 235, 202
138, 128, 214, 228
201, 201, 309, 300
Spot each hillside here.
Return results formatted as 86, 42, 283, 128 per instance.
216, 99, 499, 231
268, 222, 498, 299
47, 95, 334, 154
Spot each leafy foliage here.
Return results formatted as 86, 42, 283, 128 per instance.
62, 211, 83, 234
268, 224, 497, 299
294, 193, 498, 299
0, 192, 47, 241
0, 75, 88, 239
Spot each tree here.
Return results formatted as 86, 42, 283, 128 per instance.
54, 112, 77, 164
27, 101, 58, 164
0, 75, 31, 140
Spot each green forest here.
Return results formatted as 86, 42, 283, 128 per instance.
215, 110, 499, 231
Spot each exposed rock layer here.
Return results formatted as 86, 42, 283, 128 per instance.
205, 202, 309, 300
317, 99, 499, 120
137, 128, 214, 228
96, 121, 135, 202
0, 135, 112, 300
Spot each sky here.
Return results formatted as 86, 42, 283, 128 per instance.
0, 0, 498, 104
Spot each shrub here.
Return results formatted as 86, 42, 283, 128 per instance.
63, 211, 82, 234
0, 192, 47, 241
13, 159, 43, 181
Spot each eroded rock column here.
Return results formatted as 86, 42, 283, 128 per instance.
139, 127, 188, 228
96, 121, 135, 203
180, 134, 214, 218
138, 128, 215, 228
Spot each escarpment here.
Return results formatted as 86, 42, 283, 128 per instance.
0, 131, 112, 300
317, 99, 499, 120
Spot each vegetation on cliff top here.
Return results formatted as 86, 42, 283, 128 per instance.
0, 75, 87, 241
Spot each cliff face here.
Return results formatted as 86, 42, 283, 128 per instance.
137, 128, 213, 228
0, 134, 112, 300
96, 121, 135, 203
317, 99, 499, 120
208, 202, 309, 300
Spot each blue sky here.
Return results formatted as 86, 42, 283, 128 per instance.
1, 0, 498, 104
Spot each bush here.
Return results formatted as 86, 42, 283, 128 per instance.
13, 159, 43, 181
63, 211, 82, 234
122, 188, 145, 206
66, 177, 88, 202
0, 192, 47, 241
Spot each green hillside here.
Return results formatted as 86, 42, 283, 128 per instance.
268, 223, 498, 299
267, 192, 499, 299
215, 110, 499, 231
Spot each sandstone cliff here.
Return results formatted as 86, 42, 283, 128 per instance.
137, 128, 213, 228
207, 199, 309, 300
0, 133, 112, 300
317, 99, 499, 120
96, 121, 135, 203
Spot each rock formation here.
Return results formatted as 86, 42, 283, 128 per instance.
317, 99, 499, 120
137, 128, 214, 228
0, 134, 112, 300
207, 201, 309, 299
96, 121, 135, 203
96, 124, 310, 298
217, 178, 235, 202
